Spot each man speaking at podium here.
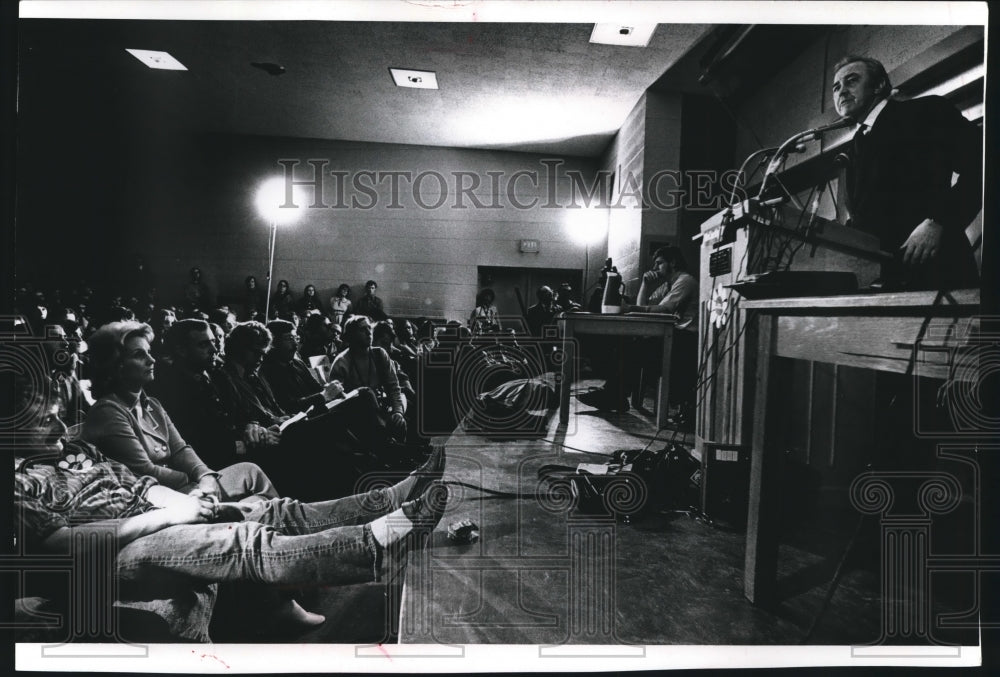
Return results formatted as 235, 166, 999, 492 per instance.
833, 55, 981, 290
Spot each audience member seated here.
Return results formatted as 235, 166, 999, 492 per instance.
21, 289, 50, 334
209, 322, 227, 369
373, 320, 415, 402
330, 321, 345, 355
355, 280, 387, 321
554, 282, 582, 312
297, 284, 323, 318
208, 307, 238, 335
329, 283, 352, 328
261, 319, 347, 414
270, 279, 296, 320
123, 254, 156, 306
525, 285, 563, 337
299, 313, 339, 362
243, 275, 265, 321
43, 322, 90, 426
578, 246, 698, 423
149, 319, 248, 470
330, 316, 407, 442
215, 321, 400, 498
82, 321, 278, 502
468, 288, 501, 335
12, 372, 449, 643
96, 303, 135, 328
394, 320, 420, 379
184, 266, 211, 314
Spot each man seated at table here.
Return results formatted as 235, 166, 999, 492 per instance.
832, 55, 981, 290
577, 246, 698, 425
525, 286, 563, 338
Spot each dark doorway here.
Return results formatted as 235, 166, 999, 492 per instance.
477, 266, 583, 332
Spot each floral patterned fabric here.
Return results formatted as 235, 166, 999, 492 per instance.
15, 440, 156, 544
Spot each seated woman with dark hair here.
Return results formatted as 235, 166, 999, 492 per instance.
243, 275, 265, 321
329, 283, 352, 327
468, 288, 501, 335
81, 321, 276, 503
296, 284, 323, 318
270, 279, 296, 321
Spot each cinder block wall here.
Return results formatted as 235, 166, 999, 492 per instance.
122, 134, 600, 322
600, 94, 647, 295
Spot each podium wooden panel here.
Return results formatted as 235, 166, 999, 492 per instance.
694, 201, 882, 458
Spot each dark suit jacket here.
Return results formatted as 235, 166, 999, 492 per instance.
215, 360, 288, 429
149, 362, 242, 469
846, 96, 981, 289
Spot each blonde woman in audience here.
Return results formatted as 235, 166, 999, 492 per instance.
82, 321, 277, 502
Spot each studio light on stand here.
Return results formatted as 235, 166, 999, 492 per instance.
255, 177, 306, 320
566, 206, 610, 292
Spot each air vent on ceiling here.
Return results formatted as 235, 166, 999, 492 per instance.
590, 24, 657, 47
389, 68, 438, 89
125, 49, 187, 71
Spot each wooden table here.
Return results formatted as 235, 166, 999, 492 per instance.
557, 313, 677, 428
739, 289, 981, 604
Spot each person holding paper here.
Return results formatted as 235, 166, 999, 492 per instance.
216, 321, 401, 499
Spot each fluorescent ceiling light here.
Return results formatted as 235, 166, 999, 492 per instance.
125, 48, 187, 71
389, 68, 438, 89
590, 23, 657, 47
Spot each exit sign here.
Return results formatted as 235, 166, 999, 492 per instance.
519, 239, 540, 253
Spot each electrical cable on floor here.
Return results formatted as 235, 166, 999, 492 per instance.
441, 479, 536, 500
800, 512, 866, 644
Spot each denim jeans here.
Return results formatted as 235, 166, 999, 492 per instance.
179, 461, 279, 502
116, 488, 398, 592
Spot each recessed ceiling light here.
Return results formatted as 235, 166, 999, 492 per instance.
125, 48, 187, 71
589, 23, 657, 47
389, 68, 438, 90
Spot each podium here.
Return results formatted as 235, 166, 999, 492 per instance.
693, 199, 882, 513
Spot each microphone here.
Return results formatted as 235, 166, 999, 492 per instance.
797, 117, 854, 142
757, 118, 853, 200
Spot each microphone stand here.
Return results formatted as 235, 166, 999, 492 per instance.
755, 118, 853, 205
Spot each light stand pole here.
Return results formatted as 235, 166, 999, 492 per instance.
264, 221, 277, 320
255, 176, 304, 321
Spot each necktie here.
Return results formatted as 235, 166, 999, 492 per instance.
853, 124, 868, 160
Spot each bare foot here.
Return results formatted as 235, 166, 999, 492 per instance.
275, 599, 325, 627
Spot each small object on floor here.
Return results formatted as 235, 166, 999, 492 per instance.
447, 519, 479, 544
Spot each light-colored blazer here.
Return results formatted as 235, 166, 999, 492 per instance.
82, 391, 215, 490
